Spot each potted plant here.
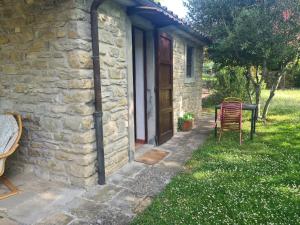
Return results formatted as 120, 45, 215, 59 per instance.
177, 112, 195, 132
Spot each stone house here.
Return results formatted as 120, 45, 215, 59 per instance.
0, 0, 210, 187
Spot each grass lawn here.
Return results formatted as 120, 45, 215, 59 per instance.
132, 90, 300, 225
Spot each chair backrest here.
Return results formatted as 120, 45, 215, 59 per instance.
0, 113, 22, 177
220, 98, 242, 130
0, 113, 22, 158
223, 97, 243, 103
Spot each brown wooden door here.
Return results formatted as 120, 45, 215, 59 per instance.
156, 32, 173, 145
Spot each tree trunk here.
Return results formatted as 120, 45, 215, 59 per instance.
245, 73, 253, 104
247, 66, 262, 117
256, 60, 268, 119
261, 74, 283, 122
255, 83, 262, 118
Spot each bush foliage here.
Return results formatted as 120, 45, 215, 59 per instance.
215, 66, 250, 101
203, 66, 253, 107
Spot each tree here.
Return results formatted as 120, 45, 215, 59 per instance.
185, 0, 300, 120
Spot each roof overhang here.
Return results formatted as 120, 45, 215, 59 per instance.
128, 6, 181, 27
127, 5, 211, 45
159, 25, 207, 46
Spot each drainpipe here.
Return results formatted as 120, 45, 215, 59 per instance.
91, 0, 106, 185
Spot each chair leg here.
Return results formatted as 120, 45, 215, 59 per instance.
239, 130, 242, 145
0, 176, 19, 200
218, 129, 222, 142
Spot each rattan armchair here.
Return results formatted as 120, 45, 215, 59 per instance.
0, 113, 22, 200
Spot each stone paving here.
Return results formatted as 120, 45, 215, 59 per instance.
0, 113, 214, 225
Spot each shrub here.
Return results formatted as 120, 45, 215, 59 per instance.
291, 62, 300, 88
214, 66, 250, 102
202, 65, 255, 107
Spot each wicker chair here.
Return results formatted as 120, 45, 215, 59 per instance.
0, 113, 22, 200
219, 98, 243, 145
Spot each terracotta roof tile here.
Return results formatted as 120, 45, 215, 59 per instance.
135, 0, 211, 43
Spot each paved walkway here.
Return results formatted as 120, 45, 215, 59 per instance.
1, 113, 214, 225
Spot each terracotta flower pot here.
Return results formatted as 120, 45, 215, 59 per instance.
182, 119, 194, 131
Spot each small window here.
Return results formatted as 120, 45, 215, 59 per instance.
186, 46, 194, 78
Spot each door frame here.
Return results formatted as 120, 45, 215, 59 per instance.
155, 30, 174, 145
132, 26, 148, 144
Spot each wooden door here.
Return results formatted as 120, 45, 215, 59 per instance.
156, 32, 173, 145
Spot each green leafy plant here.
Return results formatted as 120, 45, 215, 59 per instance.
178, 113, 195, 131
182, 112, 194, 121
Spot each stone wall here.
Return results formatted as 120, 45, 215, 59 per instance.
0, 0, 97, 186
0, 0, 130, 186
97, 1, 130, 175
0, 0, 203, 187
172, 34, 204, 132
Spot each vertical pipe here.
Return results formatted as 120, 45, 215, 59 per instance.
91, 0, 106, 185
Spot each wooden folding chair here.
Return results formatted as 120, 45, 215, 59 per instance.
218, 97, 243, 145
0, 113, 22, 200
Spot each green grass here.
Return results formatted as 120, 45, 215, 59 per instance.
132, 90, 300, 225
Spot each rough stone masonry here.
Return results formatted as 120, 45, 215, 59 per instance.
0, 0, 203, 187
0, 0, 131, 187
